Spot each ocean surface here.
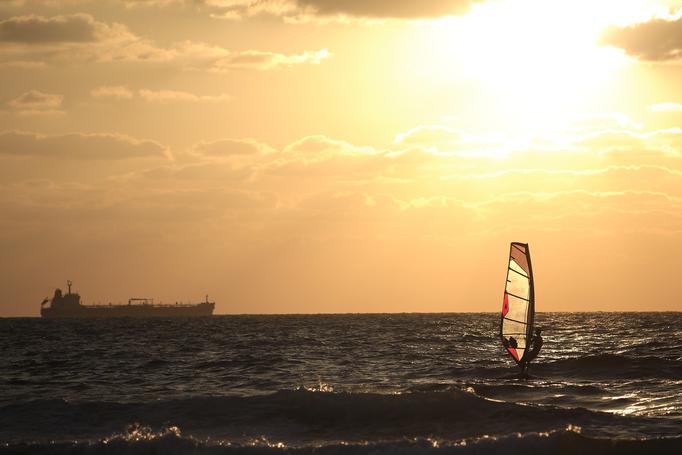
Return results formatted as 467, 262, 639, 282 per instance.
1, 313, 681, 454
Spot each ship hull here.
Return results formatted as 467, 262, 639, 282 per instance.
41, 303, 214, 318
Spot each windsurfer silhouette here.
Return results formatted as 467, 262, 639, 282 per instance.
520, 328, 543, 374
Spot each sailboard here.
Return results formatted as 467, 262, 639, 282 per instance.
500, 242, 535, 366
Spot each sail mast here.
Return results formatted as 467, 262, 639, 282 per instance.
525, 245, 535, 358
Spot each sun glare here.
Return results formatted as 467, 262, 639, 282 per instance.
416, 0, 660, 132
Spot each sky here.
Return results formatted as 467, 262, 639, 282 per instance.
2, 0, 682, 316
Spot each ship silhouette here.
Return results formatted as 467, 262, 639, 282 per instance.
40, 281, 215, 318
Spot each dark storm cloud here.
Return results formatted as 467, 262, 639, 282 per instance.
0, 131, 168, 160
601, 15, 682, 61
0, 13, 101, 44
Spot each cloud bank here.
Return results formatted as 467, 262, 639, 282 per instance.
0, 130, 168, 159
0, 13, 104, 43
601, 15, 682, 61
209, 0, 486, 21
0, 13, 330, 70
3, 117, 682, 314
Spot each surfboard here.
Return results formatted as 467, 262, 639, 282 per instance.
500, 242, 535, 366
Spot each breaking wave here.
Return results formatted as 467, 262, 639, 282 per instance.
0, 388, 664, 445
1, 425, 680, 455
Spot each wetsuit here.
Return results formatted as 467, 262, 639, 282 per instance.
521, 334, 543, 373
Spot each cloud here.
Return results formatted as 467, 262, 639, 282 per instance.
3, 124, 682, 316
0, 13, 173, 63
90, 86, 231, 102
0, 13, 114, 44
283, 135, 375, 156
5, 122, 682, 315
564, 112, 643, 133
6, 89, 64, 115
467, 164, 682, 180
0, 59, 47, 69
211, 0, 485, 21
67, 0, 484, 20
91, 85, 134, 99
573, 127, 682, 157
121, 0, 182, 6
601, 15, 682, 61
479, 189, 682, 217
4, 124, 682, 224
138, 89, 230, 103
266, 135, 452, 181
193, 138, 273, 157
394, 125, 468, 153
294, 0, 477, 19
0, 14, 330, 71
0, 0, 91, 6
210, 48, 330, 71
460, 165, 682, 207
650, 102, 682, 112
0, 130, 169, 159
269, 135, 381, 176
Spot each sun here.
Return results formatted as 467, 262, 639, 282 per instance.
412, 0, 659, 132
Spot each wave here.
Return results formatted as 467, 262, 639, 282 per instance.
536, 354, 682, 379
470, 383, 608, 398
1, 426, 680, 455
0, 389, 660, 444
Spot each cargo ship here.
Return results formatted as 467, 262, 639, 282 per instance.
40, 281, 215, 318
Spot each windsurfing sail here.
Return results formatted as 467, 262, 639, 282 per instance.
500, 242, 535, 365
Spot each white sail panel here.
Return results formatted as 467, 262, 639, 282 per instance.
500, 242, 535, 364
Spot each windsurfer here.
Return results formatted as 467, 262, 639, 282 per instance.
520, 328, 543, 373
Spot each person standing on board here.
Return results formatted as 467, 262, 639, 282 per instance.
520, 328, 543, 374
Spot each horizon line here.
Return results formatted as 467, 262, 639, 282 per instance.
3, 310, 681, 318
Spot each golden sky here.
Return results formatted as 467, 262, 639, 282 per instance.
2, 0, 682, 315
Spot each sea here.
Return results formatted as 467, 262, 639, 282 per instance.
1, 313, 681, 454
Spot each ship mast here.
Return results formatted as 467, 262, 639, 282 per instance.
67, 280, 73, 295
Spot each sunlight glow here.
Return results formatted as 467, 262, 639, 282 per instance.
416, 0, 661, 132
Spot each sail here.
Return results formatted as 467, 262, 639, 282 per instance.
500, 242, 535, 365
